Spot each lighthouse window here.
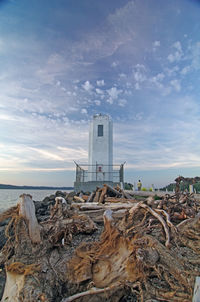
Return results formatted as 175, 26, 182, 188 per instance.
98, 124, 103, 136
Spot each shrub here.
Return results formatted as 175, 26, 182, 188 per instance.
154, 194, 160, 200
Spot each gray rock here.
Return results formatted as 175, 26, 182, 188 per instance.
55, 191, 67, 198
0, 268, 5, 300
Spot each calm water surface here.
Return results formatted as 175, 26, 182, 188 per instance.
0, 189, 71, 212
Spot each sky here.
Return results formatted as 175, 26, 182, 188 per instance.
0, 0, 200, 188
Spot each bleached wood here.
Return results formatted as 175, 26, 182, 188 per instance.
71, 202, 137, 212
193, 276, 200, 302
61, 282, 122, 302
18, 194, 41, 244
2, 271, 25, 302
73, 196, 85, 203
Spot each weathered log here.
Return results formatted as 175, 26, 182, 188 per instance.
193, 276, 200, 302
98, 185, 107, 204
122, 190, 134, 199
18, 194, 41, 244
2, 269, 25, 302
73, 196, 85, 203
105, 184, 122, 197
71, 202, 137, 211
115, 184, 125, 197
2, 262, 40, 302
115, 186, 134, 200
93, 189, 101, 203
81, 195, 90, 201
105, 197, 136, 203
87, 192, 95, 203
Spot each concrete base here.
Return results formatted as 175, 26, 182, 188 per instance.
74, 181, 122, 193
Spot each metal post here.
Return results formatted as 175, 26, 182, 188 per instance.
189, 184, 194, 194
120, 164, 124, 183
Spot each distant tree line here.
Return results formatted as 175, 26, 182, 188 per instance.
160, 182, 200, 193
0, 184, 73, 190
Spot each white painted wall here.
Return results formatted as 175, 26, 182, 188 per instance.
88, 114, 113, 181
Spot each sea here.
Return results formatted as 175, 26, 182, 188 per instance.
0, 189, 72, 212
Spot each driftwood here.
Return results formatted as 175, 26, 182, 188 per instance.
67, 202, 200, 301
73, 196, 85, 203
115, 185, 134, 200
71, 202, 137, 211
66, 183, 200, 302
86, 192, 95, 203
18, 194, 41, 244
0, 194, 98, 302
193, 276, 200, 302
98, 185, 107, 204
139, 203, 171, 247
61, 282, 123, 302
93, 189, 101, 203
88, 184, 133, 204
105, 197, 135, 203
0, 181, 200, 302
106, 184, 122, 197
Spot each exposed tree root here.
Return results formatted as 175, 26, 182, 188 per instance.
67, 201, 199, 301
0, 205, 19, 223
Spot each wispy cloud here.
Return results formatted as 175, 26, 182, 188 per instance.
82, 81, 93, 92
167, 41, 183, 63
96, 79, 105, 87
107, 87, 122, 104
0, 0, 200, 186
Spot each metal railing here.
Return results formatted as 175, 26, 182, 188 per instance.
74, 162, 125, 183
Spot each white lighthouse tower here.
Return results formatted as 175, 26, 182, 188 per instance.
88, 114, 113, 181
74, 113, 124, 192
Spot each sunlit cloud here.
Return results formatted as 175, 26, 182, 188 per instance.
28, 148, 65, 161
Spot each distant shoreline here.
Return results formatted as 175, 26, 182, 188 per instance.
0, 184, 73, 190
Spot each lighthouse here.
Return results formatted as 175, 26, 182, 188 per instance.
88, 114, 113, 181
74, 114, 124, 192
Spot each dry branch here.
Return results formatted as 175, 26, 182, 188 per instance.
138, 203, 171, 247
61, 282, 123, 302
